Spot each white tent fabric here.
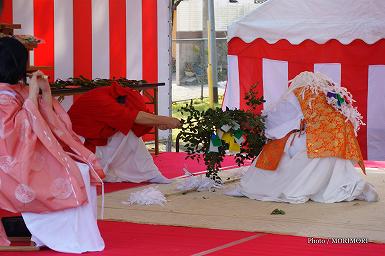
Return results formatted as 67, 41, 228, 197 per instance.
224, 0, 385, 160
227, 0, 385, 44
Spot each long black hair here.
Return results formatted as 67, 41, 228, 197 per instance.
0, 36, 29, 84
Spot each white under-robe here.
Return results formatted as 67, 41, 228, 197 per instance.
95, 131, 162, 183
240, 134, 378, 203
22, 162, 105, 253
237, 92, 378, 203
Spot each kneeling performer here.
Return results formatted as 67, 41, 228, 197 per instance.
68, 82, 181, 184
227, 72, 378, 203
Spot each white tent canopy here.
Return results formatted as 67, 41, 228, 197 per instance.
227, 0, 385, 44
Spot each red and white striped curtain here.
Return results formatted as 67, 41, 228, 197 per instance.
223, 38, 385, 161
0, 0, 171, 139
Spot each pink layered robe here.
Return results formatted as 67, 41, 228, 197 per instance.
0, 83, 105, 246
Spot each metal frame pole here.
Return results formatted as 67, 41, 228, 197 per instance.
167, 0, 173, 152
208, 0, 218, 103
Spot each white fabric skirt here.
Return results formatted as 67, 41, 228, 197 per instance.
22, 162, 105, 253
95, 131, 161, 183
239, 134, 379, 203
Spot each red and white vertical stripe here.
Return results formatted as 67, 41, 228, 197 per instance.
1, 0, 171, 139
224, 37, 385, 160
224, 57, 385, 160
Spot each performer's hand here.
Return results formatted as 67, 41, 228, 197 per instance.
166, 117, 181, 129
165, 117, 181, 129
157, 116, 181, 130
27, 72, 41, 106
32, 70, 50, 92
30, 71, 53, 108
135, 112, 181, 129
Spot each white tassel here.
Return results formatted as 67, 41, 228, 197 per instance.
177, 167, 223, 192
288, 71, 364, 136
122, 187, 167, 206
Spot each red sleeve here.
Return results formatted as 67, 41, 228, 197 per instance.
69, 88, 140, 136
123, 88, 154, 137
123, 87, 149, 112
95, 94, 139, 135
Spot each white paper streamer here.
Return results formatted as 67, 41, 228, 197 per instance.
209, 140, 219, 152
177, 168, 223, 192
288, 71, 364, 135
221, 124, 231, 132
122, 187, 167, 206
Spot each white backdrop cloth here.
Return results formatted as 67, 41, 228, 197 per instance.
22, 162, 104, 253
95, 131, 161, 183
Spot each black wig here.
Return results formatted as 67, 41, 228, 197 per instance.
0, 36, 29, 84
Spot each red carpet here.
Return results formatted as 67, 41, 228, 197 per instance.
154, 152, 243, 178
1, 221, 383, 256
364, 160, 385, 168
102, 182, 149, 194
209, 233, 384, 256
1, 155, 384, 255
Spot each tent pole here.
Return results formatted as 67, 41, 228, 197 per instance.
207, 21, 214, 108
167, 0, 173, 152
207, 0, 218, 104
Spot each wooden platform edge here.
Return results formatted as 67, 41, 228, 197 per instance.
0, 239, 40, 252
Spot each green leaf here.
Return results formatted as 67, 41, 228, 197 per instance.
176, 82, 266, 179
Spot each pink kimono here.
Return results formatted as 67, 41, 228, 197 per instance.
0, 83, 105, 246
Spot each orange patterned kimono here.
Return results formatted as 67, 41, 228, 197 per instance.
256, 88, 365, 173
294, 88, 365, 173
255, 130, 297, 171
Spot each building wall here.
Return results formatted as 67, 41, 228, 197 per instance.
174, 0, 261, 85
177, 0, 259, 32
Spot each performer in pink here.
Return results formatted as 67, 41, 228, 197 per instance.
0, 36, 105, 252
68, 81, 181, 184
